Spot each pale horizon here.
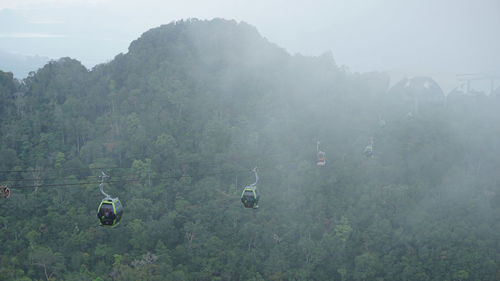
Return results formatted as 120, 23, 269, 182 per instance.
1, 0, 499, 93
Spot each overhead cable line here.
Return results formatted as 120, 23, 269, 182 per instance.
0, 175, 102, 182
0, 166, 122, 174
9, 179, 139, 189
6, 167, 256, 190
2, 148, 313, 191
0, 149, 291, 175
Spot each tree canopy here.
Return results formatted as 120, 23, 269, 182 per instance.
1, 18, 500, 281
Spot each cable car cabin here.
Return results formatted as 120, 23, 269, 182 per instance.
97, 198, 123, 227
0, 186, 10, 198
363, 146, 373, 158
317, 157, 326, 166
241, 188, 259, 209
317, 152, 326, 166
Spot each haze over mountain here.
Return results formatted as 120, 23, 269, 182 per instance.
1, 0, 499, 90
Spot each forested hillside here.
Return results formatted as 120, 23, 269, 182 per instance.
1, 18, 500, 281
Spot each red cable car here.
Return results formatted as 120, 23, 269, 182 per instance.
0, 186, 10, 199
317, 141, 326, 166
317, 151, 326, 166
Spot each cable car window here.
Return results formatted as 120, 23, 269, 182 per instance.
100, 203, 113, 215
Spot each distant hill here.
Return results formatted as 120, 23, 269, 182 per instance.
0, 50, 51, 78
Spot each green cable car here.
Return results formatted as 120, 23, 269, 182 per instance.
241, 187, 259, 209
97, 198, 123, 227
363, 138, 374, 158
241, 168, 259, 209
97, 172, 123, 227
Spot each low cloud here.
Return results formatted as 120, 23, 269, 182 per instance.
0, 32, 66, 38
0, 0, 110, 10
27, 19, 63, 24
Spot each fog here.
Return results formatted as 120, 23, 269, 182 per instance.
1, 10, 500, 279
1, 0, 499, 90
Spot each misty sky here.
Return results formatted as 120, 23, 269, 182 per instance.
1, 0, 499, 91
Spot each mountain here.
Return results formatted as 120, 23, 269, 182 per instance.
0, 49, 51, 78
1, 18, 500, 281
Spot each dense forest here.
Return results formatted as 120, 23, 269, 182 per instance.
1, 19, 500, 281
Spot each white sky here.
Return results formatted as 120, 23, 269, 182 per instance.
1, 0, 499, 91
